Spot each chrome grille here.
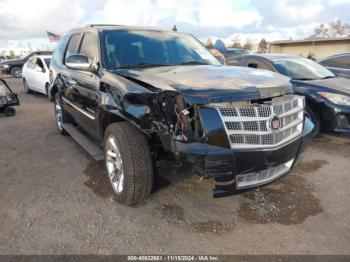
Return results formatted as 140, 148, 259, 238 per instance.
214, 95, 305, 149
236, 159, 294, 189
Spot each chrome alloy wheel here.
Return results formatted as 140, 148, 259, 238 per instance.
55, 97, 63, 131
106, 135, 124, 194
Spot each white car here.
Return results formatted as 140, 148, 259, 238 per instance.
22, 55, 52, 100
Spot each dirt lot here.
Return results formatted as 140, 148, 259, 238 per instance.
0, 78, 349, 255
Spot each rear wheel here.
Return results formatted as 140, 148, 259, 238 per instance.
11, 67, 22, 78
305, 105, 320, 136
23, 79, 32, 94
104, 122, 153, 206
54, 93, 69, 135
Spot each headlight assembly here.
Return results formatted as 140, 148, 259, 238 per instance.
3, 64, 9, 69
318, 92, 350, 106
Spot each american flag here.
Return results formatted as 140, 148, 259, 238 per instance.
47, 31, 61, 42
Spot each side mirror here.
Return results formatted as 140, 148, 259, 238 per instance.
66, 54, 97, 72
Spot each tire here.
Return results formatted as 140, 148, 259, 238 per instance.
23, 79, 32, 94
4, 107, 16, 117
11, 67, 22, 78
104, 122, 153, 206
305, 105, 320, 136
46, 84, 53, 101
54, 93, 69, 135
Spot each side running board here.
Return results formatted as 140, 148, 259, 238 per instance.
63, 123, 104, 161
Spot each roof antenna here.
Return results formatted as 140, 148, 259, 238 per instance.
172, 25, 177, 32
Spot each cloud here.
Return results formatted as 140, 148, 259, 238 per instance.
0, 0, 349, 48
0, 0, 89, 39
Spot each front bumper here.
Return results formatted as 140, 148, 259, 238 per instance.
175, 117, 314, 195
319, 101, 350, 134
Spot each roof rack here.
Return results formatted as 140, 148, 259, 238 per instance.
87, 24, 123, 27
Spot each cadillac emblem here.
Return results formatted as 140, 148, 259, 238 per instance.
270, 115, 281, 131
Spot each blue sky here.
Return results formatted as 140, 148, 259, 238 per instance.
0, 0, 349, 49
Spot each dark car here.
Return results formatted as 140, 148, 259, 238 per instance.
318, 53, 350, 79
50, 25, 313, 206
228, 54, 350, 135
0, 51, 52, 78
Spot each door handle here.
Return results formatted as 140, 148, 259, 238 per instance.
68, 79, 77, 86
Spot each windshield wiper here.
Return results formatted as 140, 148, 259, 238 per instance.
179, 61, 210, 65
116, 63, 170, 69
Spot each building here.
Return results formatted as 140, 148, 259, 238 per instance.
269, 37, 350, 59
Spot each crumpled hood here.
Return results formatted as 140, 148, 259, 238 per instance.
116, 65, 292, 104
293, 77, 350, 95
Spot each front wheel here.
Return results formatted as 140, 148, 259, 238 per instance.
305, 105, 320, 136
104, 122, 153, 206
54, 93, 69, 135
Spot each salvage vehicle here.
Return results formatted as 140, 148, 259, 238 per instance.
228, 54, 350, 135
22, 55, 52, 100
319, 53, 350, 79
0, 51, 52, 78
50, 25, 314, 206
0, 78, 19, 117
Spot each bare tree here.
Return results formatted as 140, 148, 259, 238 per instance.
243, 40, 253, 51
258, 38, 268, 53
228, 36, 242, 48
309, 19, 350, 39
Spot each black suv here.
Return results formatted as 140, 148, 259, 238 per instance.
50, 25, 314, 206
0, 51, 52, 78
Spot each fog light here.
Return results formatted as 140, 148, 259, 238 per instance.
336, 114, 349, 129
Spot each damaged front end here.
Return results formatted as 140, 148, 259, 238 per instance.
149, 91, 314, 197
103, 71, 314, 197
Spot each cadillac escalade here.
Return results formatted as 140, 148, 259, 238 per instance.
50, 25, 314, 206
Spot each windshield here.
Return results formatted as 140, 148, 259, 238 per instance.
272, 57, 335, 80
101, 30, 220, 69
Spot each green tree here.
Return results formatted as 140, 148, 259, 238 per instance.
258, 38, 268, 53
243, 40, 253, 51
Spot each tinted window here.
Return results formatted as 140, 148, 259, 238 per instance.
65, 34, 82, 62
320, 55, 350, 69
79, 33, 98, 61
272, 58, 335, 80
52, 34, 69, 65
102, 30, 220, 69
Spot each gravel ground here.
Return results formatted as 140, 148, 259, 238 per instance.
0, 78, 349, 255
